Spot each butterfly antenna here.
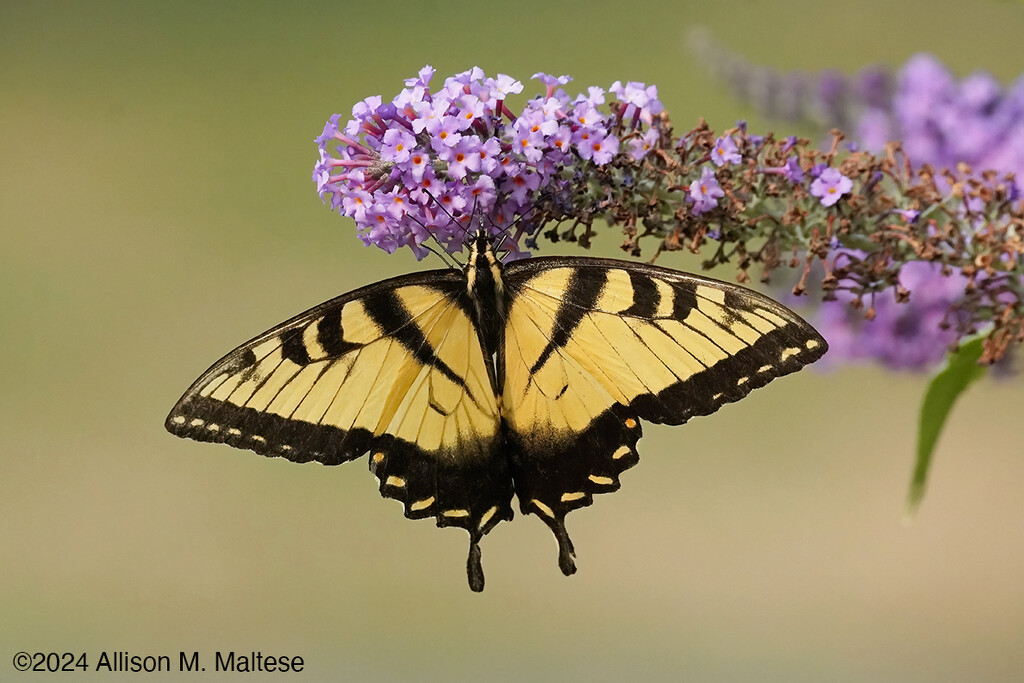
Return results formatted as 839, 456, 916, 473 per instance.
407, 211, 461, 269
424, 242, 459, 269
510, 202, 540, 235
462, 193, 483, 253
490, 203, 540, 257
423, 189, 474, 260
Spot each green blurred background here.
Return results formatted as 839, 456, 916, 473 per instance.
3, 1, 1023, 681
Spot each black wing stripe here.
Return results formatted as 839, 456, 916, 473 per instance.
515, 282, 693, 398
621, 270, 660, 318
669, 281, 699, 320
680, 293, 755, 345
528, 268, 607, 375
317, 307, 363, 357
281, 327, 311, 366
363, 290, 468, 391
427, 304, 489, 412
311, 297, 458, 430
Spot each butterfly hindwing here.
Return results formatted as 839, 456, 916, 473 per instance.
500, 257, 827, 572
165, 270, 514, 589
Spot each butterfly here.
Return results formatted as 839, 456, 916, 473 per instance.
166, 230, 827, 591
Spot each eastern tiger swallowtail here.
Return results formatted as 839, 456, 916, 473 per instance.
166, 231, 826, 591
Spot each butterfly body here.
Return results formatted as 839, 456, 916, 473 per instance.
167, 232, 826, 591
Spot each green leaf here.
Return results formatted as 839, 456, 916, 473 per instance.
907, 332, 989, 516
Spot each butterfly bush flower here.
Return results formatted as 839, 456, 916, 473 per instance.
314, 66, 662, 259
809, 167, 853, 207
711, 134, 741, 167
314, 66, 1024, 365
689, 166, 724, 214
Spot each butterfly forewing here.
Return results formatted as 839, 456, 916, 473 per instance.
499, 258, 827, 573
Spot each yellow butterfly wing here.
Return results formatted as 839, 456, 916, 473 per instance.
500, 257, 827, 574
165, 271, 512, 590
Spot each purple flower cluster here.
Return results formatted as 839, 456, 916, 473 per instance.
816, 260, 968, 370
835, 56, 1022, 369
314, 66, 663, 259
854, 55, 1024, 196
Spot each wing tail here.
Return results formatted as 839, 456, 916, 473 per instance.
507, 405, 642, 575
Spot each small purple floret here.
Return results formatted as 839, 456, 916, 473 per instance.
689, 166, 725, 215
810, 167, 853, 207
711, 134, 741, 167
